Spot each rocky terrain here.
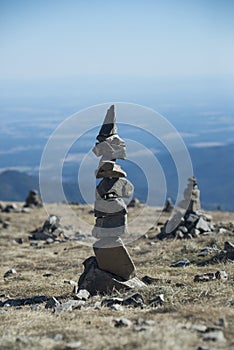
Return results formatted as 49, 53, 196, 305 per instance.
0, 202, 234, 350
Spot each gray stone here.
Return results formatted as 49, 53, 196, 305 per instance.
96, 177, 134, 199
196, 217, 211, 232
94, 198, 127, 217
198, 246, 218, 256
224, 241, 234, 252
55, 300, 85, 313
122, 293, 145, 307
202, 330, 226, 342
101, 297, 124, 307
179, 226, 188, 233
170, 258, 190, 267
111, 304, 124, 311
191, 324, 208, 332
42, 215, 60, 233
75, 289, 90, 301
97, 105, 117, 142
93, 237, 136, 280
95, 161, 126, 178
45, 297, 60, 309
92, 215, 128, 238
215, 270, 228, 280
194, 272, 216, 282
175, 230, 184, 239
65, 341, 82, 349
4, 268, 17, 278
149, 294, 164, 307
192, 228, 200, 237
113, 317, 132, 327
30, 230, 53, 240
93, 134, 126, 161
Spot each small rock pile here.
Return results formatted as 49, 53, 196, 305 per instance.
159, 177, 215, 239
30, 215, 65, 243
24, 189, 42, 208
78, 105, 146, 295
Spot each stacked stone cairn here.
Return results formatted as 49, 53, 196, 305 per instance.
158, 177, 215, 239
24, 189, 42, 208
78, 105, 145, 295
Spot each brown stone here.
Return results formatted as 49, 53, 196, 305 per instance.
95, 161, 126, 178
93, 237, 136, 280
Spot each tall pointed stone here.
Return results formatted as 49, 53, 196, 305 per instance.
97, 105, 117, 142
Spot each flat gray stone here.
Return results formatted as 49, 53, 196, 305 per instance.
75, 289, 90, 301
202, 330, 226, 342
92, 214, 128, 238
170, 258, 190, 267
93, 237, 135, 279
94, 198, 127, 217
196, 217, 211, 232
96, 177, 134, 199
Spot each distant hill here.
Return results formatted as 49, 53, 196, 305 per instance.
0, 170, 39, 202
0, 143, 234, 211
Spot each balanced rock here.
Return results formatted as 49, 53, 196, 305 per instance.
93, 237, 136, 280
95, 161, 126, 178
96, 177, 134, 199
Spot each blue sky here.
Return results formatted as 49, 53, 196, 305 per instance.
0, 0, 234, 80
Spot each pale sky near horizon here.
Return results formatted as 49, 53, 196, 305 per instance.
0, 0, 234, 81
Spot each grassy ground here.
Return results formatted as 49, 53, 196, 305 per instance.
0, 203, 233, 350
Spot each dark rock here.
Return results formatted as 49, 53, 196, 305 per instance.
4, 268, 17, 278
215, 270, 228, 280
45, 297, 60, 309
122, 293, 145, 307
149, 294, 164, 307
42, 215, 60, 233
96, 105, 117, 142
78, 256, 145, 296
224, 241, 234, 252
194, 273, 216, 282
101, 297, 124, 307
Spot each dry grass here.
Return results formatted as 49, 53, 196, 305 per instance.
0, 204, 234, 350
